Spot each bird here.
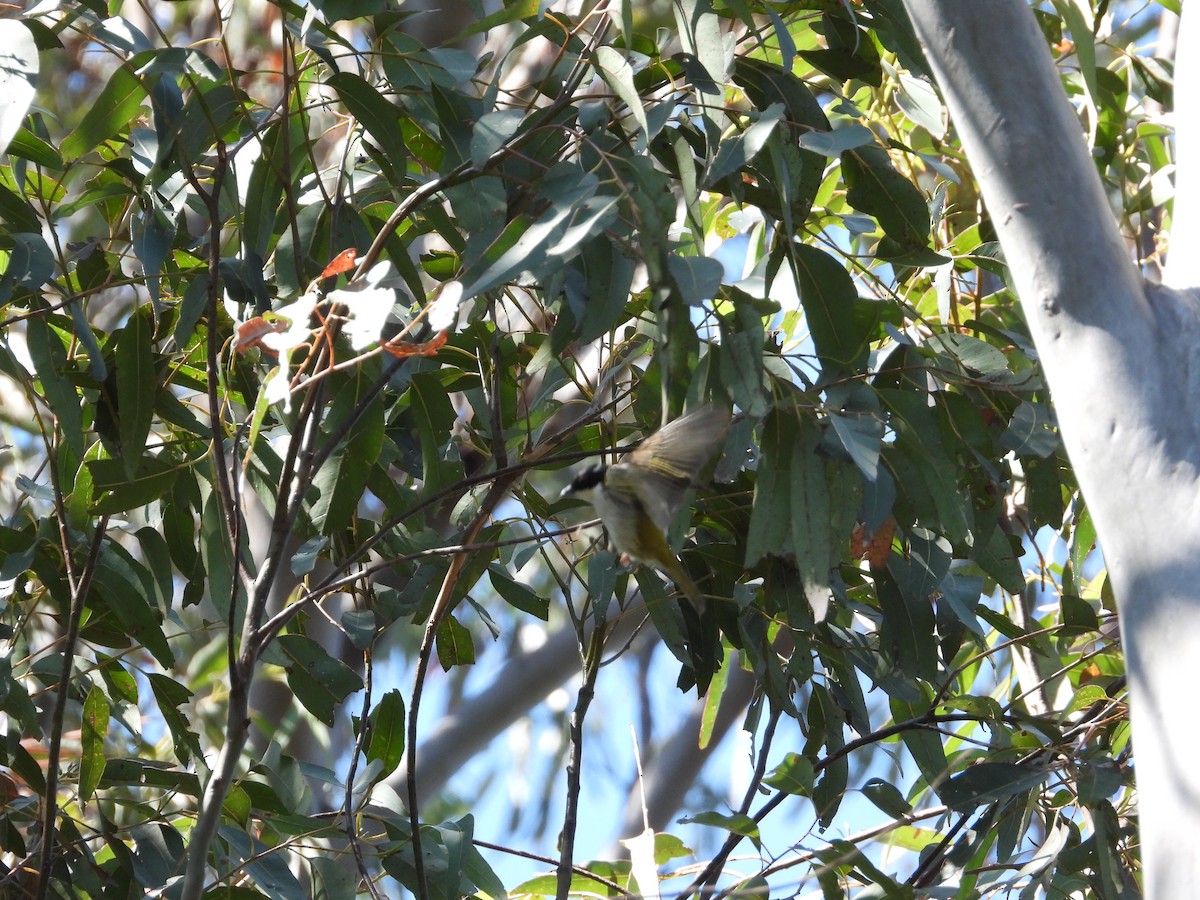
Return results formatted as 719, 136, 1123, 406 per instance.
560, 403, 731, 613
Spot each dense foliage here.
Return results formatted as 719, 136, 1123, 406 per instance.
0, 0, 1170, 896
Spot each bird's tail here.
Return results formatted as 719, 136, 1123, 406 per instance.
664, 553, 707, 614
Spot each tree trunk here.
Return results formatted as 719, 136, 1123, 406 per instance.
901, 2, 1200, 896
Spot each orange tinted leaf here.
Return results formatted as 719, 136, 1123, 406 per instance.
382, 330, 449, 359
322, 248, 359, 278
851, 518, 895, 568
0, 771, 19, 803
236, 317, 287, 355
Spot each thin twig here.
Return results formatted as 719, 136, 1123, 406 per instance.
345, 626, 385, 900
556, 612, 607, 900
403, 468, 522, 899
35, 514, 109, 900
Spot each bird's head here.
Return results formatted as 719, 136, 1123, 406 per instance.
560, 463, 608, 499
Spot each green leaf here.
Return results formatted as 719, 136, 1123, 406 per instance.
717, 286, 769, 417
667, 253, 724, 305
1077, 756, 1123, 804
470, 108, 523, 168
489, 565, 549, 619
973, 521, 1026, 594
90, 542, 173, 668
312, 0, 393, 21
888, 528, 951, 602
463, 0, 541, 37
594, 47, 650, 141
132, 526, 173, 612
821, 842, 904, 897
797, 123, 876, 156
0, 183, 40, 232
458, 170, 618, 299
115, 305, 157, 479
842, 145, 930, 245
674, 0, 728, 95
61, 64, 148, 160
924, 332, 1015, 382
938, 572, 986, 637
681, 811, 761, 848
79, 684, 109, 805
880, 388, 972, 545
5, 127, 64, 169
573, 238, 635, 344
800, 15, 883, 85
789, 243, 872, 372
861, 777, 913, 818
745, 408, 794, 566
828, 410, 883, 481
789, 419, 835, 620
131, 199, 174, 307
940, 762, 1050, 811
704, 103, 784, 185
311, 378, 385, 535
732, 57, 829, 228
68, 297, 107, 380
809, 686, 849, 827
328, 72, 406, 184
1000, 400, 1058, 458
311, 856, 359, 900
221, 826, 305, 896
341, 609, 377, 650
876, 566, 938, 682
26, 316, 85, 461
0, 232, 54, 305
290, 535, 327, 577
200, 484, 238, 621
895, 68, 944, 137
278, 634, 364, 727
763, 752, 814, 796
366, 689, 405, 779
435, 614, 476, 670
86, 456, 179, 515
96, 652, 139, 706
1064, 683, 1108, 717
891, 693, 948, 794
98, 757, 200, 795
407, 371, 459, 493
147, 674, 203, 765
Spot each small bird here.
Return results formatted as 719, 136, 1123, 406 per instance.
560, 403, 731, 612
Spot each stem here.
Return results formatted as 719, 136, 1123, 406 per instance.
35, 516, 109, 900
556, 619, 605, 900
405, 467, 522, 898
346, 640, 384, 900
180, 649, 254, 898
180, 142, 328, 897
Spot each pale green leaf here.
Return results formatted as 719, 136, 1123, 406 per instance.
79, 685, 109, 805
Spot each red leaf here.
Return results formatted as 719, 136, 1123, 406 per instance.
236, 317, 287, 355
322, 248, 359, 278
382, 330, 449, 359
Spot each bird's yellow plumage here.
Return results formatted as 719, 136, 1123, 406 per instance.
561, 403, 731, 612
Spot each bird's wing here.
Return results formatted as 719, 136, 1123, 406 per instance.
605, 461, 691, 534
617, 403, 731, 531
621, 404, 731, 481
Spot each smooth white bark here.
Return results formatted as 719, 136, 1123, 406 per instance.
1165, 7, 1198, 288
902, 2, 1200, 896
